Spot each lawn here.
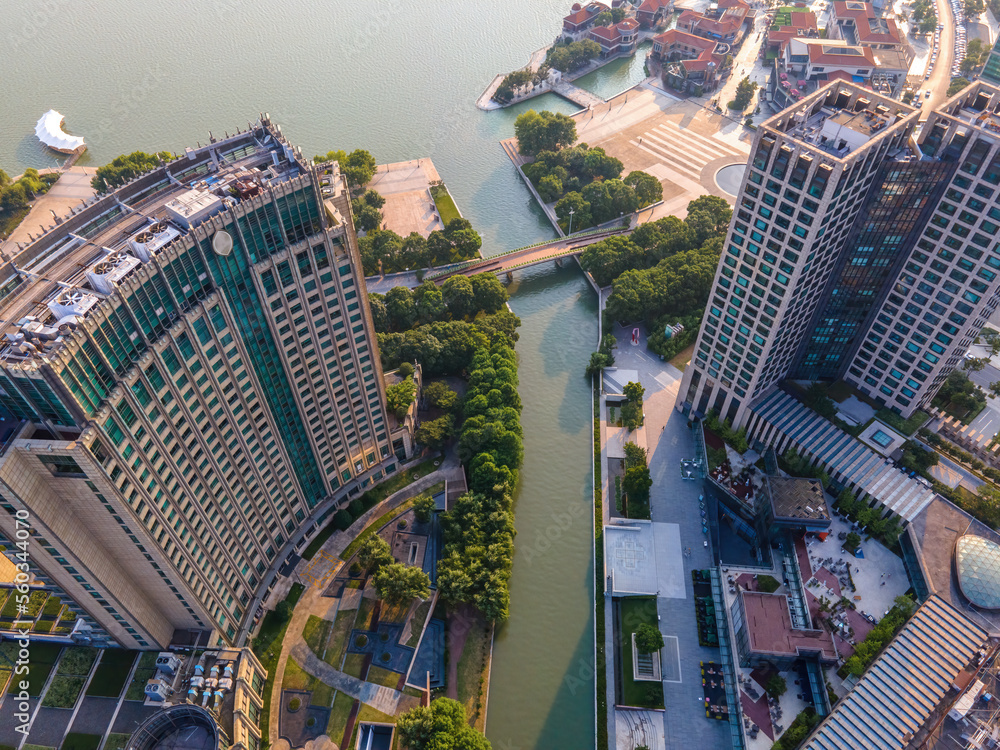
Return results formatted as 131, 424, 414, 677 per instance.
86, 649, 137, 698
342, 652, 367, 679
456, 613, 491, 730
326, 606, 359, 669
102, 735, 131, 750
303, 615, 334, 660
430, 185, 461, 226
282, 658, 315, 691
3, 641, 61, 696
326, 691, 356, 742
876, 408, 930, 436
0, 207, 30, 241
41, 674, 85, 708
61, 734, 101, 750
124, 651, 159, 701
356, 597, 376, 632
305, 457, 438, 561
57, 646, 98, 676
367, 665, 401, 689
406, 599, 433, 648
40, 596, 63, 618
617, 598, 664, 709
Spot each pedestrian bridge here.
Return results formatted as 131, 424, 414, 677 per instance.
427, 225, 627, 282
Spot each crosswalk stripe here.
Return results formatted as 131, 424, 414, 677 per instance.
653, 123, 742, 161
657, 121, 746, 157
639, 131, 712, 176
630, 141, 704, 185
629, 138, 701, 182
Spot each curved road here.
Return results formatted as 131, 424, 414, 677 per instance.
923, 0, 957, 115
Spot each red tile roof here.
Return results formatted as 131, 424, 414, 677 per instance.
808, 44, 876, 66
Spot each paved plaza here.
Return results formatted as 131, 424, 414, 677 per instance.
368, 158, 446, 238
575, 92, 751, 222
603, 322, 732, 749
1, 167, 97, 256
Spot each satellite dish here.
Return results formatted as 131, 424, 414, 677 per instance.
212, 230, 233, 256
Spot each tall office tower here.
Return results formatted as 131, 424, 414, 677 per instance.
0, 119, 404, 648
678, 81, 1000, 428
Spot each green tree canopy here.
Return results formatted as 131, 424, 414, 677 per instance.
397, 698, 492, 750
357, 535, 393, 574
386, 375, 417, 419
515, 110, 578, 156
92, 151, 173, 193
635, 623, 664, 654
374, 562, 431, 605
415, 413, 455, 451
413, 494, 437, 523
423, 380, 459, 411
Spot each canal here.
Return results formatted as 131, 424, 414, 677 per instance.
0, 1, 636, 745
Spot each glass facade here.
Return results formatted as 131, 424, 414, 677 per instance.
794, 161, 953, 380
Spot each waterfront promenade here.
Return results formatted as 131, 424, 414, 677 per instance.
0, 166, 97, 259
369, 158, 448, 238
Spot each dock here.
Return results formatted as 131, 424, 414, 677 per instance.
552, 80, 606, 110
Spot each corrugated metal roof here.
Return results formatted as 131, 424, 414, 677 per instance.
750, 390, 935, 521
802, 596, 986, 750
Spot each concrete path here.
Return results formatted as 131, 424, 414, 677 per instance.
1, 167, 97, 256
289, 643, 409, 716
369, 159, 446, 239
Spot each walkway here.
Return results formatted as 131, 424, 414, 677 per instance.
289, 643, 412, 716
553, 80, 606, 110
0, 166, 97, 257
267, 458, 459, 745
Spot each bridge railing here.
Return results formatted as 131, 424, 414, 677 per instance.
424, 223, 628, 280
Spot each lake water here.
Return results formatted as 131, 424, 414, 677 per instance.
0, 2, 653, 745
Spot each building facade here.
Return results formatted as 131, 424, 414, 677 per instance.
678, 82, 1000, 427
0, 119, 403, 648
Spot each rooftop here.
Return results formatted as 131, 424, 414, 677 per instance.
0, 117, 338, 366
740, 590, 839, 660
765, 476, 830, 525
956, 535, 1000, 610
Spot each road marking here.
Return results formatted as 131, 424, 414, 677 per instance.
630, 139, 703, 182
640, 130, 715, 175
653, 122, 744, 160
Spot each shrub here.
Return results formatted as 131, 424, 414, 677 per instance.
288, 697, 301, 711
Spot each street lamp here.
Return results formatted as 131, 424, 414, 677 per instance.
568, 207, 575, 235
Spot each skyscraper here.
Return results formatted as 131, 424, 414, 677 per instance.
0, 119, 406, 648
679, 81, 1000, 428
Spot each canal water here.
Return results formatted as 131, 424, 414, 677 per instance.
0, 1, 648, 746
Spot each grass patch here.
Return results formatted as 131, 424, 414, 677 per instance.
312, 681, 334, 708
618, 598, 664, 709
23, 745, 56, 750
303, 615, 334, 660
456, 614, 490, 728
348, 703, 398, 749
326, 691, 355, 740
41, 596, 63, 618
340, 500, 416, 562
875, 408, 930, 436
86, 649, 137, 698
356, 597, 376, 632
253, 581, 306, 739
367, 665, 401, 689
34, 621, 52, 633
342, 652, 367, 679
2, 641, 61, 696
304, 458, 438, 561
62, 734, 101, 750
41, 674, 85, 708
406, 599, 433, 648
430, 185, 461, 226
404, 685, 424, 698
282, 658, 315, 691
58, 646, 98, 676
0, 207, 30, 241
102, 734, 131, 750
326, 606, 359, 668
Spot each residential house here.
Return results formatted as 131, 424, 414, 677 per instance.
636, 0, 674, 28
589, 18, 640, 57
563, 1, 612, 34
651, 28, 726, 93
677, 0, 752, 45
764, 8, 818, 57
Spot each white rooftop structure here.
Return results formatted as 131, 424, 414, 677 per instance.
34, 110, 85, 154
164, 189, 224, 228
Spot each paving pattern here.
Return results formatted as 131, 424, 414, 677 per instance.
630, 121, 749, 192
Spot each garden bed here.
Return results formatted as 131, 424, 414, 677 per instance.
86, 650, 137, 698
616, 598, 664, 709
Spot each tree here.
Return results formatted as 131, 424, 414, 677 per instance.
385, 286, 417, 331
354, 202, 382, 232
635, 623, 664, 654
357, 535, 393, 574
423, 380, 459, 410
965, 356, 989, 372
92, 151, 173, 193
622, 381, 645, 431
414, 281, 446, 324
583, 147, 624, 181
415, 413, 455, 450
414, 494, 436, 523
685, 195, 732, 241
374, 562, 431, 605
537, 173, 563, 203
948, 78, 971, 97
624, 170, 663, 206
554, 191, 591, 232
442, 275, 476, 319
514, 110, 578, 156
729, 77, 758, 111
397, 698, 492, 750
386, 375, 417, 419
765, 674, 787, 698
623, 465, 652, 501
844, 531, 861, 552
470, 273, 509, 314
1, 183, 28, 212
342, 149, 377, 189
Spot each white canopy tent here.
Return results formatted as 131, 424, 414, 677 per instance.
34, 110, 85, 154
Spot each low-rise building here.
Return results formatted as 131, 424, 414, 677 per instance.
636, 0, 674, 29
588, 18, 640, 57
651, 28, 727, 94
677, 0, 752, 45
563, 1, 612, 34
730, 589, 839, 669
